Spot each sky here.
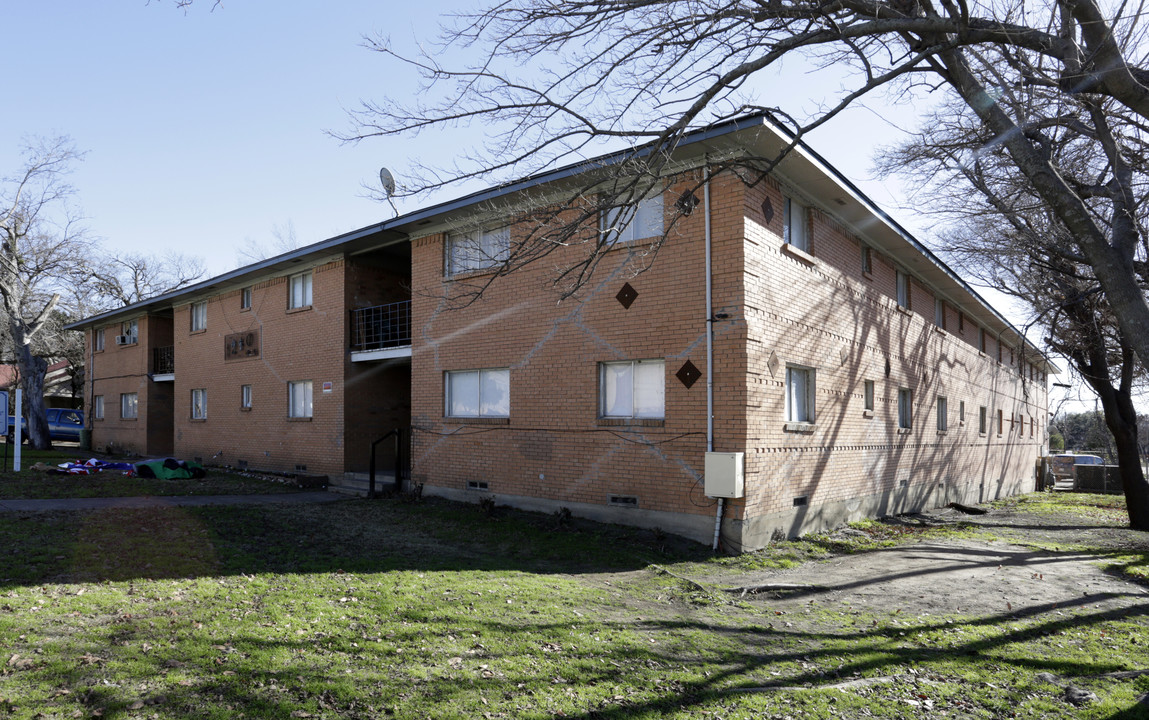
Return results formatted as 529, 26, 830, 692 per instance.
3, 1, 1099, 412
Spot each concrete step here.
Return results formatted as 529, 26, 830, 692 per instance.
328, 472, 400, 497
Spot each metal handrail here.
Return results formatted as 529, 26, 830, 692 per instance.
368, 427, 406, 498
351, 301, 411, 352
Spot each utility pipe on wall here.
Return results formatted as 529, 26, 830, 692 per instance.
704, 166, 725, 551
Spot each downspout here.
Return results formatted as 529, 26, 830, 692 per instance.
704, 166, 724, 551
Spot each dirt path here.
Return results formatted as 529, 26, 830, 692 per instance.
702, 502, 1149, 618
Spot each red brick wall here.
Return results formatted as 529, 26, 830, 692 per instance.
172, 261, 349, 475
86, 318, 152, 455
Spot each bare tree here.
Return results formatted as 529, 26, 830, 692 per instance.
342, 0, 1149, 364
234, 220, 302, 266
87, 250, 206, 310
0, 137, 95, 449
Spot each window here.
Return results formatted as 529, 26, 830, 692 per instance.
935, 298, 945, 329
997, 338, 1003, 364
979, 406, 988, 434
288, 272, 313, 309
446, 368, 510, 418
288, 380, 313, 418
191, 388, 207, 420
121, 393, 138, 419
122, 318, 138, 343
861, 246, 872, 275
863, 379, 874, 412
783, 196, 809, 252
447, 226, 511, 275
978, 327, 987, 353
896, 271, 910, 310
1030, 414, 1035, 438
958, 312, 965, 332
94, 329, 105, 352
241, 287, 252, 310
997, 408, 1004, 435
785, 365, 816, 424
93, 395, 104, 420
600, 360, 664, 419
241, 384, 253, 410
601, 193, 663, 246
937, 396, 948, 431
190, 301, 207, 332
959, 400, 966, 424
897, 388, 912, 429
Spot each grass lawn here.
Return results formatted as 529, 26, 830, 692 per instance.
0, 449, 307, 499
0, 492, 1145, 718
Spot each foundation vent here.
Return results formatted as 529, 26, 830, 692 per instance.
467, 480, 489, 491
609, 495, 638, 508
295, 464, 307, 472
793, 495, 809, 507
194, 456, 203, 464
237, 460, 248, 469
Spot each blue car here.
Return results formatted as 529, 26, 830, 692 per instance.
6, 408, 85, 443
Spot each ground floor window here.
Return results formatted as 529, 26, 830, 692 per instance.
446, 368, 510, 418
897, 388, 912, 429
241, 384, 253, 410
93, 395, 104, 420
936, 396, 947, 431
979, 406, 987, 434
121, 393, 138, 419
600, 359, 664, 419
785, 365, 816, 423
863, 380, 874, 412
288, 381, 313, 418
191, 388, 207, 419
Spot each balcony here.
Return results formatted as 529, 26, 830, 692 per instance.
152, 346, 175, 381
350, 300, 412, 361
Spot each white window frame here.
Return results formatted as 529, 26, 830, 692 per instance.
979, 405, 988, 434
863, 379, 874, 412
93, 395, 104, 420
896, 270, 911, 310
782, 196, 810, 252
935, 298, 945, 329
959, 400, 966, 425
121, 392, 138, 419
241, 384, 253, 409
288, 272, 313, 310
445, 368, 511, 418
936, 396, 948, 431
123, 318, 139, 343
94, 328, 105, 352
446, 226, 511, 275
241, 287, 252, 310
601, 192, 663, 246
785, 365, 816, 424
190, 301, 207, 332
191, 388, 207, 420
897, 388, 913, 429
861, 245, 872, 274
599, 359, 665, 419
288, 380, 313, 418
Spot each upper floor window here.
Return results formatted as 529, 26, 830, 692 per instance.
896, 271, 911, 310
861, 245, 872, 275
241, 287, 252, 310
935, 298, 945, 329
94, 328, 105, 352
979, 405, 988, 434
446, 368, 510, 418
863, 379, 875, 412
936, 396, 948, 431
786, 365, 816, 424
600, 359, 664, 419
121, 318, 139, 344
288, 271, 313, 309
447, 226, 510, 275
190, 301, 207, 332
601, 193, 663, 246
783, 196, 809, 252
978, 327, 987, 353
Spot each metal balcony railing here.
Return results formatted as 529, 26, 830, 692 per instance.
152, 346, 175, 374
351, 300, 411, 352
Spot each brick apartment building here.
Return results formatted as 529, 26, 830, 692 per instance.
68, 115, 1051, 550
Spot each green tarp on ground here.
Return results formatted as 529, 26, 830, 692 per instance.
134, 458, 206, 479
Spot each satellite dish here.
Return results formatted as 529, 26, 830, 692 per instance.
379, 167, 396, 197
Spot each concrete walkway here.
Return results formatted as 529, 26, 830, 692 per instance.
0, 492, 346, 513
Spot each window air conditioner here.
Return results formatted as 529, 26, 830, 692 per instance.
115, 335, 131, 345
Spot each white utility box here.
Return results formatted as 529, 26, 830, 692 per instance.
704, 451, 745, 498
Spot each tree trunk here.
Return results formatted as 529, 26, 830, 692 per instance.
1098, 389, 1149, 530
13, 337, 51, 451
